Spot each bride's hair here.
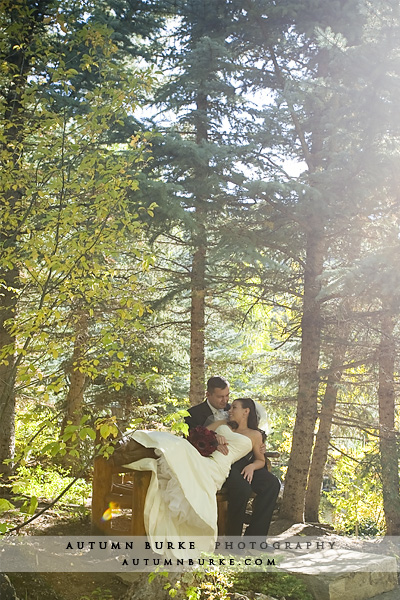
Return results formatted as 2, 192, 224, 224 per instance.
235, 397, 259, 430
229, 397, 266, 441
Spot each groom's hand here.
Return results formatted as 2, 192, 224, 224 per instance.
216, 434, 229, 455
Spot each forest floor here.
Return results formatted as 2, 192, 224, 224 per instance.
5, 505, 131, 600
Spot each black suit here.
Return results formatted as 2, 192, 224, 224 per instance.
185, 401, 280, 536
185, 401, 216, 431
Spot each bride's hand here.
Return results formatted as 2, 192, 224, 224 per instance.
241, 463, 255, 483
216, 434, 229, 455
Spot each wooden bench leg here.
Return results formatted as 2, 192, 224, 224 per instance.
92, 456, 113, 533
92, 457, 232, 537
131, 471, 152, 536
217, 492, 228, 536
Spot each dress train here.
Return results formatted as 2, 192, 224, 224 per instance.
123, 425, 252, 557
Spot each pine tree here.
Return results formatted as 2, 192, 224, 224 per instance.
138, 0, 268, 403
217, 0, 377, 521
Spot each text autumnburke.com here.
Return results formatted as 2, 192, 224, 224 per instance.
119, 557, 276, 566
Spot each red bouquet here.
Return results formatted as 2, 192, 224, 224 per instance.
188, 426, 218, 457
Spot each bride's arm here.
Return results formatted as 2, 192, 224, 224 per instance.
206, 420, 229, 455
241, 430, 265, 483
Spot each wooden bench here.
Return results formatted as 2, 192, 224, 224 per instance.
91, 438, 279, 536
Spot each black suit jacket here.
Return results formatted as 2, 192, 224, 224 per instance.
185, 400, 231, 430
185, 401, 213, 430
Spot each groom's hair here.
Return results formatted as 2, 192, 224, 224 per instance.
207, 376, 229, 392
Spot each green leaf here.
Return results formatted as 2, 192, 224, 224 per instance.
22, 496, 38, 516
99, 424, 118, 439
79, 427, 96, 441
0, 498, 15, 514
0, 523, 9, 534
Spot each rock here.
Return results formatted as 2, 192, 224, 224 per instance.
282, 548, 398, 600
268, 520, 333, 537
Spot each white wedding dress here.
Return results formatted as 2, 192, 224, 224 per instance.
123, 424, 252, 556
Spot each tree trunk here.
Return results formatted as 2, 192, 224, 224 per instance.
280, 223, 324, 521
378, 303, 400, 535
60, 310, 88, 469
189, 243, 206, 405
61, 310, 89, 431
189, 92, 209, 405
0, 268, 18, 475
305, 347, 345, 522
272, 44, 329, 521
0, 5, 31, 474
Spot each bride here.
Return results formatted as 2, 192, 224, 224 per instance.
123, 398, 265, 556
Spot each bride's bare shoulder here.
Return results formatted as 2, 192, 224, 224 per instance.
248, 429, 263, 443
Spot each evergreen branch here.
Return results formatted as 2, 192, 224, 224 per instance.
143, 320, 191, 331
328, 442, 361, 463
318, 355, 377, 377
273, 325, 301, 350
269, 46, 313, 171
331, 414, 380, 437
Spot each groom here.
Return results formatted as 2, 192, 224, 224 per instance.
185, 376, 280, 537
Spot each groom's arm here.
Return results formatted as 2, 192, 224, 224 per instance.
184, 402, 211, 430
185, 404, 229, 455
